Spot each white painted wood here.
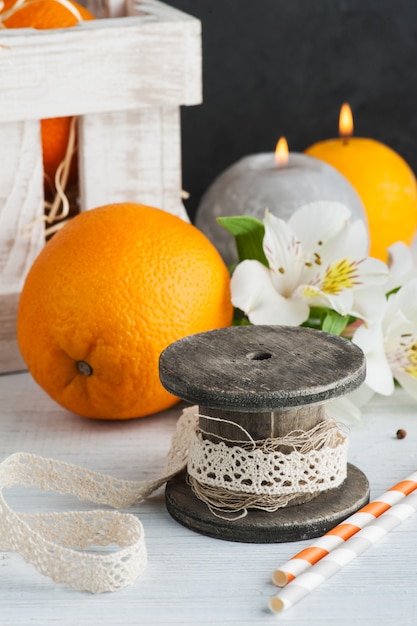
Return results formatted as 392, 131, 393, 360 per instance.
0, 374, 416, 625
0, 13, 202, 122
0, 120, 44, 293
0, 121, 44, 374
0, 293, 26, 372
79, 106, 187, 219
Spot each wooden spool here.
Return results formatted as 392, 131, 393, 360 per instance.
159, 325, 370, 543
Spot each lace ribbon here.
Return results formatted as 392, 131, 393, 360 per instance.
188, 417, 347, 496
0, 406, 197, 594
187, 414, 348, 518
0, 406, 349, 592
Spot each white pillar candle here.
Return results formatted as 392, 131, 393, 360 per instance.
195, 151, 367, 266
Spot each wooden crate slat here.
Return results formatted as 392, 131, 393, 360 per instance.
0, 120, 44, 292
78, 106, 187, 219
0, 292, 26, 373
159, 106, 185, 215
0, 0, 202, 373
0, 14, 202, 123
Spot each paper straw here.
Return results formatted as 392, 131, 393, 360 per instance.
269, 489, 417, 614
272, 470, 417, 587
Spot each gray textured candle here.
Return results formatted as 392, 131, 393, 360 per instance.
195, 152, 367, 266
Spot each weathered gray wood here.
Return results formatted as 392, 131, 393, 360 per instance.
199, 404, 327, 444
159, 325, 366, 411
165, 464, 370, 543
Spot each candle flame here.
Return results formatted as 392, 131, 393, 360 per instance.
339, 103, 354, 138
275, 137, 289, 166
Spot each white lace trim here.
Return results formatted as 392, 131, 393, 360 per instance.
187, 429, 348, 496
0, 406, 196, 593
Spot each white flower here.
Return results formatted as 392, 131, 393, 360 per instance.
352, 278, 417, 402
231, 202, 389, 326
326, 395, 363, 424
386, 241, 417, 293
352, 320, 394, 397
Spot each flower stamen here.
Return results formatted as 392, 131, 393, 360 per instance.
321, 259, 359, 295
405, 343, 417, 378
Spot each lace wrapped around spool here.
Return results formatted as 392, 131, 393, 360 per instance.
187, 415, 348, 517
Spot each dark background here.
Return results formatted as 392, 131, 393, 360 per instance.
164, 0, 417, 221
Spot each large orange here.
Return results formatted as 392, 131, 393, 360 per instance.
17, 203, 234, 419
1, 0, 95, 185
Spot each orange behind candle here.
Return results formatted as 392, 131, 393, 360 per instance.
305, 104, 417, 260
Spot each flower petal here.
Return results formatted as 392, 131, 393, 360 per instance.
356, 256, 389, 284
326, 395, 363, 424
395, 370, 417, 402
386, 242, 417, 293
231, 260, 309, 325
318, 219, 368, 262
348, 382, 376, 408
262, 211, 305, 295
352, 322, 394, 395
383, 278, 417, 336
351, 286, 388, 324
298, 283, 353, 317
288, 201, 351, 251
390, 277, 417, 319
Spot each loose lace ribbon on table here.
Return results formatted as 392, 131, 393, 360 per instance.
0, 406, 196, 594
0, 406, 347, 593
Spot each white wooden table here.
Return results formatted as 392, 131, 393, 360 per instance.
1, 370, 417, 625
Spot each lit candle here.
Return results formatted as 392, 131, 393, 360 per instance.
196, 137, 367, 266
305, 104, 417, 260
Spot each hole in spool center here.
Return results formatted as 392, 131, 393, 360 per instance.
245, 351, 273, 361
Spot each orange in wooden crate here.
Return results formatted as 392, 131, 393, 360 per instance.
1, 0, 95, 187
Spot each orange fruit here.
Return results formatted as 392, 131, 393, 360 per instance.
17, 203, 234, 420
305, 138, 417, 261
41, 116, 77, 192
1, 0, 94, 28
1, 0, 95, 185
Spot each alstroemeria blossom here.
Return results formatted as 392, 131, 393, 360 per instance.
231, 202, 389, 326
386, 241, 417, 293
352, 277, 417, 402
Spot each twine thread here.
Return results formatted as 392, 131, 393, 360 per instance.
188, 414, 348, 519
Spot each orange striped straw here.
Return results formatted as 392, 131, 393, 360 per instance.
272, 469, 417, 587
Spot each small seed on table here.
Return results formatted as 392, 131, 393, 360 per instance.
396, 429, 407, 439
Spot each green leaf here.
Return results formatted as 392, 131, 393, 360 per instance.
217, 216, 268, 266
386, 286, 400, 298
322, 310, 350, 336
301, 307, 326, 331
232, 307, 251, 326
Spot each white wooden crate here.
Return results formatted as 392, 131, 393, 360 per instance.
0, 0, 202, 373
